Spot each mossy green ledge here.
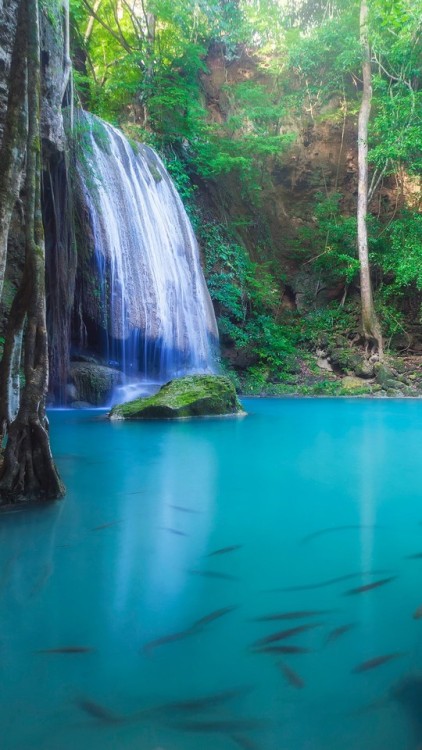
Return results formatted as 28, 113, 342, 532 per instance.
109, 375, 245, 420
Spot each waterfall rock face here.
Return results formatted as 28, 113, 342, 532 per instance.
75, 113, 219, 394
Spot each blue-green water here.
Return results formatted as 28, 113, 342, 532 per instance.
1, 399, 422, 750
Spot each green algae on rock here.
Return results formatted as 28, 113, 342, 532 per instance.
109, 375, 244, 420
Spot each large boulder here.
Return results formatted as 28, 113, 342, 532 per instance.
69, 362, 123, 406
109, 375, 244, 420
328, 345, 375, 378
374, 362, 404, 390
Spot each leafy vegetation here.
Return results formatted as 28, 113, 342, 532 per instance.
68, 0, 422, 392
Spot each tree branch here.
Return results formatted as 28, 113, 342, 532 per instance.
84, 0, 103, 44
80, 0, 133, 53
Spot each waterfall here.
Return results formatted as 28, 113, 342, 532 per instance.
75, 113, 219, 400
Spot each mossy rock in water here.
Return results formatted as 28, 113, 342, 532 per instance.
109, 375, 244, 420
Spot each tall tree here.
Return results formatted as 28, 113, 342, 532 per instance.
356, 0, 383, 356
0, 0, 28, 302
0, 0, 65, 503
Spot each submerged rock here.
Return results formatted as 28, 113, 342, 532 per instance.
69, 400, 95, 409
109, 375, 244, 420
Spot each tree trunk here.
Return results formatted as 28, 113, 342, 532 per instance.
357, 0, 383, 357
0, 268, 28, 439
0, 0, 28, 301
0, 0, 65, 503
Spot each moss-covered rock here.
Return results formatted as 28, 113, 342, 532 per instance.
328, 346, 374, 378
340, 375, 371, 393
374, 363, 404, 391
109, 375, 244, 420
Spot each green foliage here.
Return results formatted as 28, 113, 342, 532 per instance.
375, 211, 422, 303
161, 151, 197, 204
68, 0, 422, 389
370, 82, 422, 174
70, 0, 296, 204
288, 12, 360, 97
374, 297, 407, 344
189, 82, 295, 200
199, 221, 299, 375
293, 192, 359, 287
298, 303, 359, 348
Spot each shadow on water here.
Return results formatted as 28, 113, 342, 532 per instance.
392, 674, 422, 745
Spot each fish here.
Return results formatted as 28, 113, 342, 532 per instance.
345, 576, 396, 595
148, 686, 253, 716
143, 629, 192, 654
405, 553, 422, 559
413, 605, 422, 619
301, 524, 380, 544
252, 622, 324, 648
207, 545, 243, 557
251, 609, 335, 622
190, 605, 238, 631
74, 697, 126, 723
352, 653, 405, 673
91, 520, 121, 531
189, 570, 239, 581
326, 623, 356, 644
253, 645, 311, 655
278, 661, 305, 689
37, 646, 95, 654
160, 528, 188, 536
169, 718, 268, 734
276, 571, 390, 592
143, 606, 238, 654
169, 505, 199, 513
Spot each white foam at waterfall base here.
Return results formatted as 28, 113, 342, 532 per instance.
111, 379, 161, 406
76, 112, 219, 403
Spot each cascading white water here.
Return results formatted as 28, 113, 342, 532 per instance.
76, 113, 219, 401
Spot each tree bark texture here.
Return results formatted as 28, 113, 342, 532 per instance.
0, 0, 28, 301
357, 0, 383, 356
0, 0, 65, 503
